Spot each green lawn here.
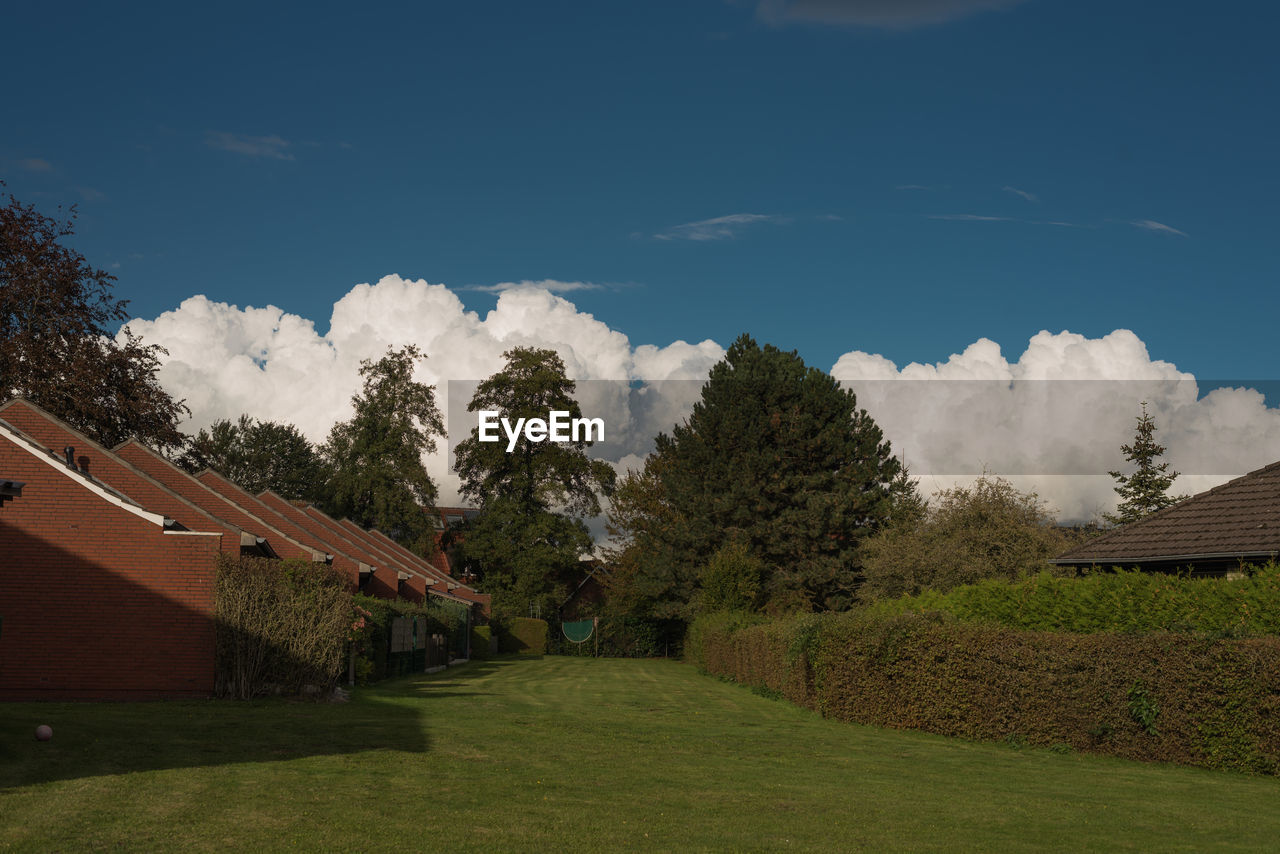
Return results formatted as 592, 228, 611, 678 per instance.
2, 656, 1277, 852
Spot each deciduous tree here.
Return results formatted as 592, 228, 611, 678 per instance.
859, 474, 1074, 600
451, 347, 615, 617
179, 414, 327, 501
0, 185, 187, 450
321, 345, 443, 554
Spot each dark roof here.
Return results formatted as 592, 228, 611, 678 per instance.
1053, 460, 1280, 566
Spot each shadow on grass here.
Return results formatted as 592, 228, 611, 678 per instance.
0, 657, 539, 790
0, 670, 490, 790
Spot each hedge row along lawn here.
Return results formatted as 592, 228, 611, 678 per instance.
3, 657, 1278, 852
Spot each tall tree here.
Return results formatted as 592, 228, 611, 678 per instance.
451, 347, 616, 617
454, 347, 616, 517
0, 185, 187, 451
648, 333, 904, 612
179, 414, 328, 501
321, 345, 443, 554
1105, 401, 1185, 525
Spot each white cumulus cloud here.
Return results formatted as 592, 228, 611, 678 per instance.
124, 279, 1280, 526
833, 330, 1280, 521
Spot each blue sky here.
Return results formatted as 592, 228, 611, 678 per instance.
5, 0, 1277, 381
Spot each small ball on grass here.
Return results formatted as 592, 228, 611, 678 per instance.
35, 725, 53, 742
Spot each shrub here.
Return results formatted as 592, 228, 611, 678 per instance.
868, 563, 1280, 636
697, 541, 766, 614
686, 610, 1280, 774
215, 555, 352, 699
859, 475, 1075, 600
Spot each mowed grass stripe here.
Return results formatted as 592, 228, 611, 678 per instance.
1, 656, 1277, 852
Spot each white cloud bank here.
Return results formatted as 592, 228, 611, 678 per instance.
125, 276, 1280, 523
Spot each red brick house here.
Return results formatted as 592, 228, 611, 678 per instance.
0, 415, 222, 699
0, 398, 489, 699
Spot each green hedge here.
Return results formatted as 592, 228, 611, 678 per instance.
499, 617, 548, 655
688, 610, 1280, 774
471, 625, 493, 659
868, 563, 1280, 636
351, 594, 464, 682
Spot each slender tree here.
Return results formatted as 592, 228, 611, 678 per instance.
1105, 401, 1185, 525
1, 185, 187, 450
321, 345, 443, 554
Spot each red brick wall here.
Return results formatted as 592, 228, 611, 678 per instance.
0, 401, 242, 555
0, 442, 222, 699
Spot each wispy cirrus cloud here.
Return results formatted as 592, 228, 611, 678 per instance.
465, 279, 607, 295
1002, 185, 1038, 203
19, 157, 54, 173
757, 0, 1029, 30
205, 132, 295, 160
929, 213, 1015, 222
1131, 219, 1187, 237
654, 213, 786, 241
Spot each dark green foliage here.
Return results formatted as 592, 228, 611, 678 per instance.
214, 555, 352, 698
497, 617, 548, 654
868, 563, 1280, 636
1106, 402, 1186, 525
350, 593, 461, 682
603, 449, 698, 622
452, 496, 591, 619
179, 414, 327, 500
0, 185, 188, 451
471, 625, 494, 659
612, 334, 907, 617
859, 475, 1080, 600
321, 345, 443, 554
687, 610, 1280, 774
452, 347, 614, 617
1128, 681, 1160, 737
548, 615, 685, 658
454, 346, 616, 518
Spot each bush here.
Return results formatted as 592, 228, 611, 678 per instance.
686, 610, 1280, 774
868, 563, 1280, 636
215, 555, 352, 699
498, 617, 548, 654
697, 541, 766, 614
859, 475, 1075, 600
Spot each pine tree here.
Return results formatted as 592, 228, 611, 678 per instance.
652, 333, 904, 612
1105, 402, 1184, 525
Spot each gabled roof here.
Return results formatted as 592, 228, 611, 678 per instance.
1054, 460, 1280, 566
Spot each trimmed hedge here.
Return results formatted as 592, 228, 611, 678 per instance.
868, 564, 1280, 636
689, 610, 1280, 774
471, 625, 493, 659
499, 617, 548, 655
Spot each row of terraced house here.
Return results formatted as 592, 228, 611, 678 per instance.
0, 397, 489, 700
